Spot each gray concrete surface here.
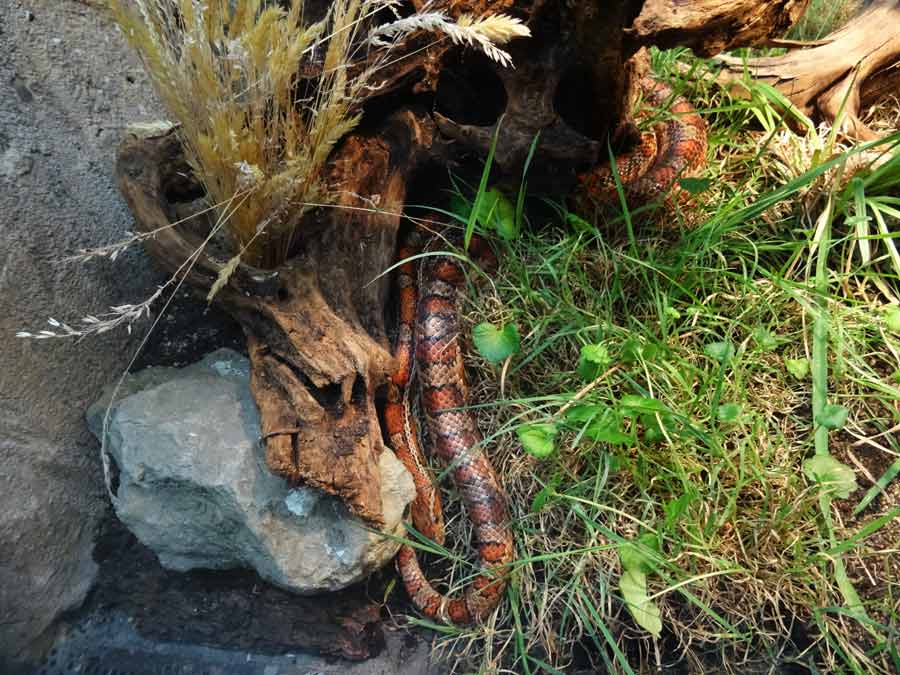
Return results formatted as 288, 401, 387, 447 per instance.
0, 0, 166, 663
0, 6, 440, 673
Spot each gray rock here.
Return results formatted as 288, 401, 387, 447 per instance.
0, 0, 172, 664
86, 349, 416, 594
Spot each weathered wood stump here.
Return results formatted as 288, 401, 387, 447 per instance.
116, 110, 434, 526
714, 0, 900, 139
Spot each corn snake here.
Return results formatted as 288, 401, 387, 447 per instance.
387, 78, 707, 625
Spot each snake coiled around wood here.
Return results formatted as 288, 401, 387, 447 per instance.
387, 78, 707, 625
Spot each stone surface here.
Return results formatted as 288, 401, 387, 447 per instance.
0, 1, 242, 665
86, 349, 416, 594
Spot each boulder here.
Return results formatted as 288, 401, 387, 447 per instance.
86, 349, 416, 593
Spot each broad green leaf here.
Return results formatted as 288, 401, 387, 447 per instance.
664, 492, 695, 529
577, 343, 612, 380
817, 403, 849, 430
620, 338, 659, 363
476, 187, 518, 240
474, 188, 501, 224
704, 340, 735, 363
517, 423, 558, 459
803, 454, 858, 499
885, 306, 900, 333
583, 409, 633, 445
717, 403, 742, 423
618, 534, 662, 636
785, 358, 810, 379
619, 533, 658, 574
619, 395, 668, 416
493, 191, 518, 240
585, 424, 633, 445
472, 322, 520, 363
619, 569, 662, 637
565, 403, 604, 423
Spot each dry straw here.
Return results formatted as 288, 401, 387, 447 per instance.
106, 0, 529, 271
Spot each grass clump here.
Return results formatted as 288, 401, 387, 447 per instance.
108, 0, 366, 267
410, 48, 900, 675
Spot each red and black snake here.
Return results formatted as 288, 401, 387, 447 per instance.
577, 79, 708, 208
387, 78, 707, 625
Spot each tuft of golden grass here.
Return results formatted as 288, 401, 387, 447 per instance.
108, 0, 530, 269
107, 0, 369, 267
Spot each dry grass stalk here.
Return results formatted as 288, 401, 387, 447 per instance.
107, 0, 530, 269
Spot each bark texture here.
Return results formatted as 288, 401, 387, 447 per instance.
714, 0, 900, 139
628, 0, 812, 55
115, 111, 435, 526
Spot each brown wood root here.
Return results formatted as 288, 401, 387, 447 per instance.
712, 0, 900, 140
115, 110, 436, 527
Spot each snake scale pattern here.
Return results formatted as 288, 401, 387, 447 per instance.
577, 79, 708, 208
387, 78, 707, 625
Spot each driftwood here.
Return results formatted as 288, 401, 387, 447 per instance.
112, 0, 895, 530
712, 0, 900, 139
627, 0, 812, 55
116, 110, 435, 526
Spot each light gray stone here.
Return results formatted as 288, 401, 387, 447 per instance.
86, 349, 416, 594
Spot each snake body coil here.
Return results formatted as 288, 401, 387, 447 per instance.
577, 80, 707, 208
389, 78, 707, 625
388, 242, 515, 624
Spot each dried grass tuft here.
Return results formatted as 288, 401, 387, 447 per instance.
107, 0, 530, 268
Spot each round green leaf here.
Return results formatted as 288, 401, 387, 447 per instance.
704, 340, 735, 363
577, 343, 611, 380
620, 338, 659, 364
885, 306, 900, 333
477, 187, 518, 240
818, 403, 849, 430
472, 322, 520, 363
752, 327, 779, 352
785, 358, 810, 380
803, 454, 858, 499
717, 403, 742, 423
516, 423, 558, 458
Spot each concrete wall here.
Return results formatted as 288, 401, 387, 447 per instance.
0, 0, 164, 662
